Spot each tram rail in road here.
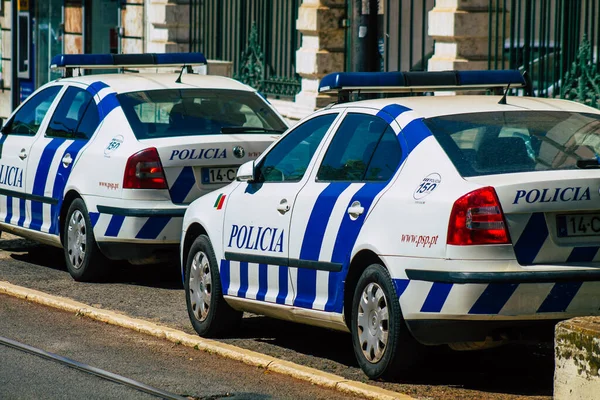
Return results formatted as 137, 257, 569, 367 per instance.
0, 335, 188, 400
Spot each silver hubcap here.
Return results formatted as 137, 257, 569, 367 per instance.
67, 210, 87, 270
189, 251, 212, 322
357, 282, 389, 363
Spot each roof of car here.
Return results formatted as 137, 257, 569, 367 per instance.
331, 95, 600, 118
57, 73, 254, 94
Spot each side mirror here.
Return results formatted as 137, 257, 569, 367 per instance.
236, 160, 255, 182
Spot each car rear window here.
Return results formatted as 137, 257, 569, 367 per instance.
117, 89, 287, 139
424, 110, 600, 177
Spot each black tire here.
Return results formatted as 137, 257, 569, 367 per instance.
63, 198, 109, 282
184, 234, 242, 337
351, 263, 423, 380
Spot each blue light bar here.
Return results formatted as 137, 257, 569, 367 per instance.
50, 52, 207, 70
318, 70, 526, 94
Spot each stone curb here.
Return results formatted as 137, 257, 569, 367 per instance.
0, 281, 414, 400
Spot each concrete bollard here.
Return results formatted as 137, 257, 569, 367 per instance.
555, 317, 600, 399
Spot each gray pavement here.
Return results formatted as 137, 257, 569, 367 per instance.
0, 234, 554, 399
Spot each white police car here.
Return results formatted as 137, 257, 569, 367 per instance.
180, 70, 600, 379
0, 53, 287, 281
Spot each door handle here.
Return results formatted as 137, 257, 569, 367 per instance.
347, 201, 364, 220
62, 153, 73, 167
277, 199, 290, 214
18, 149, 27, 160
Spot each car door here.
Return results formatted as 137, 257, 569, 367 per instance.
25, 85, 100, 234
288, 110, 404, 313
0, 85, 62, 227
222, 112, 341, 305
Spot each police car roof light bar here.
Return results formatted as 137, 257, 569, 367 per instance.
50, 53, 207, 77
318, 70, 527, 103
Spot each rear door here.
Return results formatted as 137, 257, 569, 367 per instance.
288, 110, 403, 312
25, 84, 100, 234
117, 88, 289, 205
221, 112, 340, 304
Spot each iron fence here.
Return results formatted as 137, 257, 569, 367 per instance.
489, 0, 600, 108
189, 0, 301, 99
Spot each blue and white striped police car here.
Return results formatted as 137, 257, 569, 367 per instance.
181, 69, 600, 379
0, 53, 287, 281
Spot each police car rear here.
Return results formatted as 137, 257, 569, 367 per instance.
0, 53, 286, 282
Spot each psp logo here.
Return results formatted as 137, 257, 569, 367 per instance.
413, 173, 441, 200
104, 135, 124, 157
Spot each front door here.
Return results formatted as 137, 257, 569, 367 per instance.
222, 113, 340, 305
0, 85, 62, 226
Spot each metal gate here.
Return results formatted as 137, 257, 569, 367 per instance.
189, 0, 301, 99
489, 0, 600, 108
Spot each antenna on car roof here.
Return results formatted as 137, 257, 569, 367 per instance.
175, 65, 194, 84
498, 82, 512, 105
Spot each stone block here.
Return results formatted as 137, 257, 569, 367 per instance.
428, 56, 489, 71
297, 4, 344, 34
122, 6, 144, 38
433, 38, 492, 58
296, 49, 343, 77
0, 91, 11, 120
121, 38, 143, 54
207, 60, 233, 78
428, 9, 492, 38
555, 317, 600, 400
0, 0, 12, 29
434, 0, 490, 11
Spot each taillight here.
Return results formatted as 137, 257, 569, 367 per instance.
447, 186, 510, 245
123, 147, 168, 189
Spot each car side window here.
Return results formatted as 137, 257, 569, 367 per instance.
3, 86, 61, 136
317, 113, 402, 181
255, 113, 338, 183
47, 87, 99, 140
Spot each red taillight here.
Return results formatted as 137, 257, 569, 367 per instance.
447, 186, 510, 245
123, 147, 168, 189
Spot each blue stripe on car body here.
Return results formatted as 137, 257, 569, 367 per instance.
135, 216, 171, 239
5, 196, 12, 223
294, 182, 350, 309
237, 262, 249, 298
30, 138, 66, 231
105, 215, 126, 237
537, 282, 583, 313
256, 263, 268, 301
469, 283, 519, 314
18, 198, 26, 227
169, 167, 196, 204
420, 282, 453, 313
513, 213, 548, 264
276, 266, 288, 305
220, 259, 231, 295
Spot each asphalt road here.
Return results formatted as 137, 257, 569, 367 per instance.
0, 294, 360, 400
0, 234, 554, 400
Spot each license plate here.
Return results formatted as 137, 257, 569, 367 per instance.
201, 167, 238, 184
557, 213, 600, 237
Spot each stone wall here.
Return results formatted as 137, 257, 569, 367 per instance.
555, 317, 600, 399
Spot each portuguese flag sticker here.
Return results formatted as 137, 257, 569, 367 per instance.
214, 193, 226, 210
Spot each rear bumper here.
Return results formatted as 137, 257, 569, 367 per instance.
405, 268, 600, 283
406, 318, 558, 345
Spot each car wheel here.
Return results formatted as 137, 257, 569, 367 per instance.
63, 198, 108, 282
351, 263, 422, 380
185, 234, 242, 337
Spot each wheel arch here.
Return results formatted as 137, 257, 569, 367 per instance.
59, 190, 83, 245
182, 222, 208, 279
344, 249, 387, 330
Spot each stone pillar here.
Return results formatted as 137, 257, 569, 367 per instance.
0, 0, 11, 119
555, 317, 600, 399
294, 0, 345, 112
428, 0, 506, 71
146, 0, 189, 54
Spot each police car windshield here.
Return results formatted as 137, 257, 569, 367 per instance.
117, 89, 287, 139
424, 110, 600, 177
